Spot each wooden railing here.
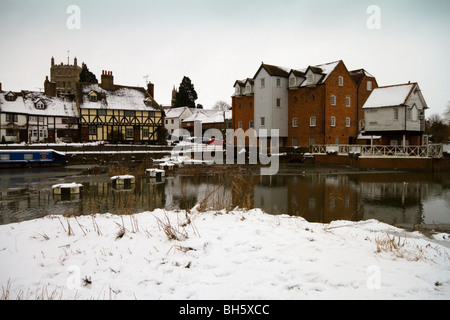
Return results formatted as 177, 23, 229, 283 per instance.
311, 144, 443, 158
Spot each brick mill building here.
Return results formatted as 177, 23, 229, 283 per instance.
232, 60, 426, 147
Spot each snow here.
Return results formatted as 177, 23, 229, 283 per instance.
0, 207, 449, 300
0, 91, 78, 118
363, 83, 415, 109
51, 182, 83, 189
80, 84, 157, 111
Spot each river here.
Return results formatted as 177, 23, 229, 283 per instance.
0, 164, 449, 233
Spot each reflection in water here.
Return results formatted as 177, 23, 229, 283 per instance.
0, 166, 449, 232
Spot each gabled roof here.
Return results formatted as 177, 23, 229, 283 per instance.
165, 106, 192, 119
77, 83, 160, 111
253, 63, 290, 79
349, 69, 375, 88
362, 83, 419, 109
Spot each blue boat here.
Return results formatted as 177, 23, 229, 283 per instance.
0, 149, 67, 167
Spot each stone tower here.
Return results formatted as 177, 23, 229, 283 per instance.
50, 56, 82, 95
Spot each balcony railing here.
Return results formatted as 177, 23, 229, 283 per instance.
311, 144, 443, 158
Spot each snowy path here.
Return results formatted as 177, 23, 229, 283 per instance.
0, 208, 449, 300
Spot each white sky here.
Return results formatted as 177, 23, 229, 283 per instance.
0, 0, 449, 115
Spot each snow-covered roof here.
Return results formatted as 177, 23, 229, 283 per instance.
78, 84, 159, 111
182, 109, 227, 124
362, 83, 416, 109
0, 91, 78, 117
165, 106, 191, 119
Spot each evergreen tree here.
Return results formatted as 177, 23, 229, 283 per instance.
79, 63, 98, 83
175, 76, 198, 108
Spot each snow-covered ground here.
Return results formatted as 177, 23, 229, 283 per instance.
0, 207, 449, 300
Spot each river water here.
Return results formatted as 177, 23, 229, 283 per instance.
0, 164, 449, 233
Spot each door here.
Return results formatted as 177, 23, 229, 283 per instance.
134, 126, 140, 142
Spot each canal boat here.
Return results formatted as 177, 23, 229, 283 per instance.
0, 149, 67, 167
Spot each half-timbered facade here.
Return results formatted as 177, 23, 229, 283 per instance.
77, 71, 163, 143
0, 78, 79, 143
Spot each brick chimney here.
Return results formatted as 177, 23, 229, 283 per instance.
101, 70, 114, 90
147, 82, 154, 98
44, 76, 57, 97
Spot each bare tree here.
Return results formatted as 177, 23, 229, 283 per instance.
443, 101, 450, 125
213, 100, 231, 111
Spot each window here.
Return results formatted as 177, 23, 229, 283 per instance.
6, 130, 15, 137
394, 108, 399, 120
98, 109, 107, 116
292, 137, 298, 147
165, 119, 169, 124
335, 137, 340, 144
126, 128, 134, 138
367, 81, 372, 91
238, 121, 243, 129
142, 128, 149, 138
407, 108, 412, 120
331, 116, 336, 127
276, 98, 281, 108
346, 117, 351, 127
249, 120, 253, 128
346, 97, 351, 107
89, 125, 97, 135
6, 114, 18, 122
260, 117, 266, 126
309, 137, 316, 146
35, 101, 46, 109
289, 77, 296, 87
171, 119, 174, 124
89, 94, 98, 102
292, 118, 298, 127
310, 116, 316, 127
276, 78, 281, 87
260, 78, 265, 88
338, 76, 343, 86
24, 154, 33, 161
125, 110, 136, 117
331, 95, 336, 106
1, 154, 10, 160
246, 84, 251, 93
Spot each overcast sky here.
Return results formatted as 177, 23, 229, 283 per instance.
0, 0, 448, 115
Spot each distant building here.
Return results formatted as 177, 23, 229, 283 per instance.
50, 57, 82, 95
362, 82, 427, 146
77, 70, 164, 143
164, 106, 193, 136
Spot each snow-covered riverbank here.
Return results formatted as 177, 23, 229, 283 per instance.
0, 207, 449, 300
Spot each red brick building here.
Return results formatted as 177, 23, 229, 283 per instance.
288, 60, 358, 146
232, 60, 383, 148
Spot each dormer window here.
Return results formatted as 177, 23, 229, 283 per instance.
144, 97, 153, 107
89, 91, 98, 102
35, 99, 46, 110
5, 92, 17, 101
235, 86, 241, 95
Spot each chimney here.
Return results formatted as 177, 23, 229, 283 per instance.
0, 82, 2, 92
147, 82, 154, 98
101, 70, 114, 90
44, 76, 57, 97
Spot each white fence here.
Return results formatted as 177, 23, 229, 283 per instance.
311, 144, 443, 158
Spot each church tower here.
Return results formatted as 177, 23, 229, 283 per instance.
171, 86, 177, 107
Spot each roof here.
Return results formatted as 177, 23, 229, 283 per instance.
77, 83, 160, 111
0, 90, 78, 117
349, 69, 375, 88
253, 63, 290, 79
182, 109, 227, 124
362, 83, 417, 109
165, 106, 191, 118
